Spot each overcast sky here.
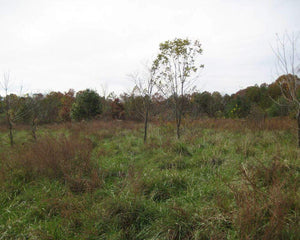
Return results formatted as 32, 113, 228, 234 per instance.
0, 0, 299, 96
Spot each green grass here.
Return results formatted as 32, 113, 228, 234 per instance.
0, 120, 299, 239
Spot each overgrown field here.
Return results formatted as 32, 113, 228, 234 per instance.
0, 119, 299, 239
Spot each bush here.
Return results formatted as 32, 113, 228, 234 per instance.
71, 89, 102, 121
266, 97, 290, 117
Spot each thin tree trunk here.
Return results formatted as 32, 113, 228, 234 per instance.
8, 119, 13, 146
144, 107, 149, 143
297, 110, 300, 148
176, 121, 180, 139
175, 101, 180, 139
3, 74, 14, 146
176, 108, 181, 139
6, 102, 14, 146
32, 118, 37, 141
176, 95, 183, 139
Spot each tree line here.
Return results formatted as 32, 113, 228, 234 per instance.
0, 75, 298, 124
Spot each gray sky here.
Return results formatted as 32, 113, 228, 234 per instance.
0, 0, 299, 96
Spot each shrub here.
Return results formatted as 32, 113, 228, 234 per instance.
71, 89, 102, 121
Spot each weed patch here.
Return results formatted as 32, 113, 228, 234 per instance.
2, 134, 102, 193
228, 160, 300, 239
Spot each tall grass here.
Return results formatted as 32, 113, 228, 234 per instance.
1, 134, 101, 193
184, 117, 296, 132
0, 118, 299, 239
227, 160, 299, 239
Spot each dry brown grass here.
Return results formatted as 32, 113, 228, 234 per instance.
2, 134, 102, 193
0, 117, 295, 135
228, 160, 299, 239
65, 120, 142, 132
183, 117, 296, 132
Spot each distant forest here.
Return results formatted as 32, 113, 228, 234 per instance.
0, 74, 299, 126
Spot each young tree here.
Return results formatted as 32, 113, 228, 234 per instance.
111, 98, 125, 120
1, 73, 44, 143
130, 63, 156, 143
59, 89, 75, 122
0, 96, 4, 115
153, 38, 204, 138
40, 91, 63, 123
272, 33, 300, 147
0, 72, 14, 146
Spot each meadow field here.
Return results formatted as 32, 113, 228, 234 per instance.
0, 118, 299, 239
